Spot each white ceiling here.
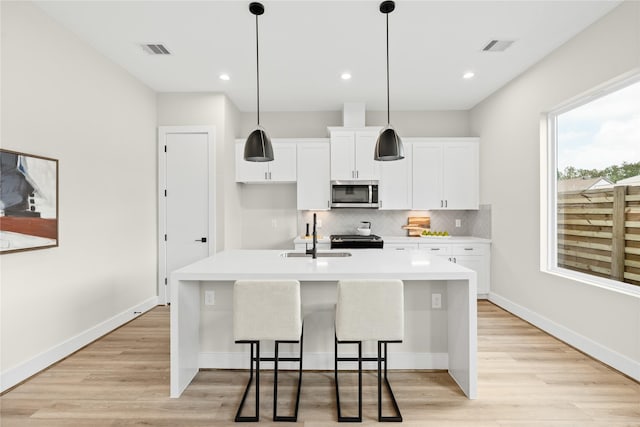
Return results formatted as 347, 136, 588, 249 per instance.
35, 1, 621, 112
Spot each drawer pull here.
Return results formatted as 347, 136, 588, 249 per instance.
430, 248, 440, 251
464, 248, 474, 251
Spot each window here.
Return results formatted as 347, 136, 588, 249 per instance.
547, 76, 640, 295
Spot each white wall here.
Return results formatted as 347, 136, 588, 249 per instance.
470, 1, 640, 377
0, 2, 158, 389
239, 110, 471, 138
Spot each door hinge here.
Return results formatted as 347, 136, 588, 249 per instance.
164, 234, 167, 241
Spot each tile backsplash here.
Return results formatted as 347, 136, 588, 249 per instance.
297, 205, 491, 239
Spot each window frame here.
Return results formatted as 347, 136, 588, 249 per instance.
543, 72, 640, 297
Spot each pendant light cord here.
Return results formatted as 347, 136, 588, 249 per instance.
386, 13, 390, 126
255, 14, 260, 126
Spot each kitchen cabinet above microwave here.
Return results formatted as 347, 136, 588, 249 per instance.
235, 139, 297, 183
328, 127, 382, 181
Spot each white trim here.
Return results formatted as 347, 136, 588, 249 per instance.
157, 126, 216, 305
0, 297, 159, 393
546, 267, 640, 297
199, 351, 449, 371
542, 70, 640, 295
489, 292, 640, 382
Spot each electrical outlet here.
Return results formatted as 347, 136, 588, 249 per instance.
204, 290, 215, 306
431, 293, 442, 309
455, 219, 461, 228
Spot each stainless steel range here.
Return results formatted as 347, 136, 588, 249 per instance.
330, 234, 384, 249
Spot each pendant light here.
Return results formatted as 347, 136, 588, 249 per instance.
374, 0, 404, 161
244, 2, 274, 162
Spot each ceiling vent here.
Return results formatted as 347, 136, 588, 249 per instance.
141, 43, 171, 55
482, 40, 514, 52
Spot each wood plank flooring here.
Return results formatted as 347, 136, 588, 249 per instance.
1, 301, 638, 426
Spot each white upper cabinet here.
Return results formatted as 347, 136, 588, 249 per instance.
329, 128, 381, 181
379, 142, 412, 210
296, 140, 331, 210
235, 140, 297, 183
412, 138, 479, 210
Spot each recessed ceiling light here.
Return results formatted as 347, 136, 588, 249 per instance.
341, 72, 352, 80
463, 71, 475, 79
219, 73, 230, 81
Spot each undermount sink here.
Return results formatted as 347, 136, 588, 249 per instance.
281, 251, 352, 258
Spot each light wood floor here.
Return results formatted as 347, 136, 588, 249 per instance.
1, 301, 638, 426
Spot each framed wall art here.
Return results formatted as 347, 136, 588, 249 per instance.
0, 149, 59, 254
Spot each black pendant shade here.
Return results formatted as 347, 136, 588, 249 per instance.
244, 2, 274, 162
374, 0, 404, 161
244, 126, 273, 162
375, 125, 404, 161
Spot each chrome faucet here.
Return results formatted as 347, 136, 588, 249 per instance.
306, 213, 318, 259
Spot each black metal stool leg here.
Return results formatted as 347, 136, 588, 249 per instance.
235, 341, 260, 422
378, 341, 402, 422
335, 335, 363, 423
273, 325, 304, 422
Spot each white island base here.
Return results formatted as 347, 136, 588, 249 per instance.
170, 249, 477, 400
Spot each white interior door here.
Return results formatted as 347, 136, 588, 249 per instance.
159, 127, 215, 304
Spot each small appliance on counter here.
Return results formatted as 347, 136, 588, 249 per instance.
356, 221, 372, 236
330, 234, 383, 249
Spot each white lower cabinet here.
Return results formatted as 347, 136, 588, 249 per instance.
418, 242, 490, 298
383, 243, 418, 251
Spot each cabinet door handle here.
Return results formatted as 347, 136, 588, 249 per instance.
264, 172, 267, 180
431, 248, 440, 251
396, 247, 405, 251
453, 257, 457, 263
445, 200, 448, 208
464, 248, 473, 251
441, 200, 443, 208
269, 171, 272, 180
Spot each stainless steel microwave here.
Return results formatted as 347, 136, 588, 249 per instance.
330, 181, 379, 208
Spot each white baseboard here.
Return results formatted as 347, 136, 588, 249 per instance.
489, 292, 640, 382
0, 296, 159, 393
199, 351, 449, 371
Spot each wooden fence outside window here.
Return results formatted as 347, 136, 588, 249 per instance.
557, 185, 640, 286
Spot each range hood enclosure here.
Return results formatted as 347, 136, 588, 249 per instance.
343, 102, 366, 127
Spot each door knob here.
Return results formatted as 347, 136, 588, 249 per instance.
195, 237, 207, 243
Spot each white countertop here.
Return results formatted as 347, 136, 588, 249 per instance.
171, 249, 475, 282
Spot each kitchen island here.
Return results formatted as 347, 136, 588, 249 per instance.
170, 249, 477, 399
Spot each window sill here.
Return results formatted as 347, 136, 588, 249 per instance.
543, 267, 640, 298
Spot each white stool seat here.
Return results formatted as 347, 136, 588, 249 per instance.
233, 279, 302, 341
335, 279, 404, 342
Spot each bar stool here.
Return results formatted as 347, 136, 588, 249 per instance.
233, 280, 304, 422
334, 279, 404, 422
